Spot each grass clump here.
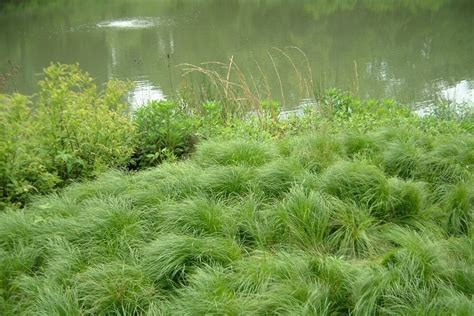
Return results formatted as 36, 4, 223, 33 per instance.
382, 140, 424, 179
385, 178, 427, 221
194, 139, 276, 167
75, 261, 157, 315
320, 161, 391, 214
201, 165, 255, 198
158, 197, 232, 236
287, 133, 343, 173
254, 158, 304, 198
142, 234, 242, 287
327, 202, 383, 257
273, 188, 332, 249
440, 181, 473, 236
11, 276, 81, 316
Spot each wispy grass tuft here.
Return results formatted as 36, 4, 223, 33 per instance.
343, 132, 380, 159
12, 276, 80, 316
194, 139, 277, 167
142, 234, 242, 287
382, 140, 424, 179
66, 197, 146, 262
75, 261, 157, 315
288, 133, 343, 173
385, 178, 427, 221
273, 188, 333, 250
170, 266, 259, 315
327, 201, 384, 257
159, 197, 232, 236
320, 161, 391, 213
128, 162, 204, 204
63, 170, 133, 203
254, 158, 304, 198
416, 136, 473, 185
201, 165, 255, 198
440, 181, 473, 236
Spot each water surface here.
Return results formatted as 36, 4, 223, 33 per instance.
1, 0, 473, 108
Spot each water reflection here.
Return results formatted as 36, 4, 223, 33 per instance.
0, 0, 472, 108
97, 18, 156, 29
128, 80, 166, 109
441, 80, 473, 105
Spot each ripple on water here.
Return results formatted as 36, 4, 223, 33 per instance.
97, 18, 156, 29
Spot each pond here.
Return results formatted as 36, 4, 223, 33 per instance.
0, 0, 473, 109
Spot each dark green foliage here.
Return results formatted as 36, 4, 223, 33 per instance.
132, 101, 197, 168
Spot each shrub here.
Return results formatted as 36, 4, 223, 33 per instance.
0, 64, 135, 208
132, 101, 197, 169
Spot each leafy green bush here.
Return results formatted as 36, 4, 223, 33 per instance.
0, 64, 135, 208
132, 100, 198, 169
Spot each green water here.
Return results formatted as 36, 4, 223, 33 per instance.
1, 0, 473, 108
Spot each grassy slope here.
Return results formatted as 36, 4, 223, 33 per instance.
0, 125, 473, 315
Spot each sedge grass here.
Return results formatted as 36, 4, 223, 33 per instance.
0, 125, 472, 314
